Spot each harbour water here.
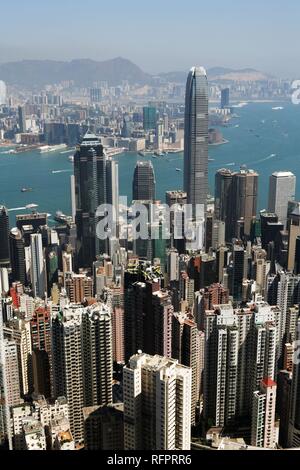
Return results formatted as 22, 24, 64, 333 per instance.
1, 102, 300, 226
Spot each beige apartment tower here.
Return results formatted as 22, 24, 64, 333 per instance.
123, 353, 192, 450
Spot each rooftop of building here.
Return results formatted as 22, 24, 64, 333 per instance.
262, 377, 277, 388
272, 171, 295, 178
127, 352, 191, 377
190, 66, 207, 77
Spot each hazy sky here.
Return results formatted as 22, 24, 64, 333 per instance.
1, 0, 299, 77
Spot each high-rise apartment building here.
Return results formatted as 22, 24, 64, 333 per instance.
251, 378, 277, 448
267, 271, 300, 366
52, 306, 84, 445
0, 306, 12, 448
152, 290, 174, 358
194, 283, 229, 331
124, 264, 162, 360
184, 67, 209, 216
82, 303, 113, 407
31, 306, 52, 398
3, 318, 32, 396
4, 340, 21, 407
52, 303, 113, 445
65, 273, 93, 303
123, 353, 192, 450
112, 307, 125, 364
172, 313, 202, 426
288, 318, 300, 447
203, 302, 277, 428
287, 205, 300, 272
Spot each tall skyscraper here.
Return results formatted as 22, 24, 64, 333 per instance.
18, 106, 26, 133
132, 161, 156, 202
106, 159, 119, 222
0, 81, 6, 105
215, 169, 234, 241
74, 132, 107, 267
70, 175, 76, 222
232, 168, 259, 238
268, 172, 296, 228
0, 206, 10, 269
9, 228, 26, 285
221, 88, 230, 109
30, 234, 46, 298
184, 67, 209, 216
124, 353, 192, 450
143, 106, 157, 131
166, 191, 187, 253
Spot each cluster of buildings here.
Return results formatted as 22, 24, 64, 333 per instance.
0, 66, 300, 452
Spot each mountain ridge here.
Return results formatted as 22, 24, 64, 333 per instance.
0, 58, 274, 88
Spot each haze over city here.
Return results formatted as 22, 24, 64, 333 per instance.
1, 0, 300, 77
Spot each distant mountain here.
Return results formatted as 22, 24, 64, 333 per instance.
0, 58, 274, 88
0, 57, 152, 87
209, 67, 273, 82
158, 67, 273, 83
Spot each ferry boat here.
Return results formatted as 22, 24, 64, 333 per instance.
39, 144, 67, 154
54, 211, 73, 225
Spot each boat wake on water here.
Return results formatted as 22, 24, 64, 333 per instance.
51, 169, 72, 174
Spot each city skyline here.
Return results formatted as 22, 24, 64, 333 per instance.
1, 4, 300, 454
